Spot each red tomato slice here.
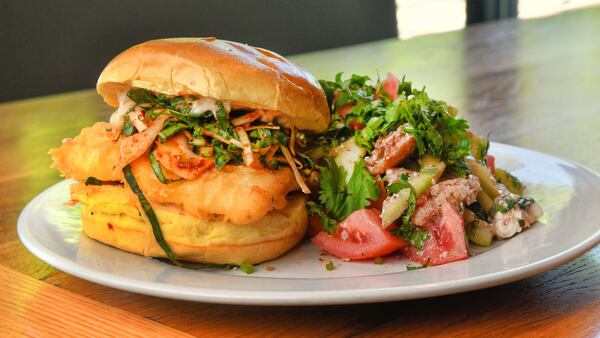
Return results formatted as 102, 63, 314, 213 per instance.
336, 104, 364, 130
403, 201, 468, 266
312, 209, 408, 260
348, 119, 365, 130
380, 72, 400, 101
486, 154, 496, 175
337, 104, 353, 120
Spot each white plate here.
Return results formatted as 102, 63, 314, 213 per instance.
18, 143, 600, 305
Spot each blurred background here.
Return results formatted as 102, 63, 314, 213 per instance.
1, 0, 598, 102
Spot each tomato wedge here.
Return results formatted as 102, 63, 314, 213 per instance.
486, 154, 496, 175
379, 72, 400, 101
403, 201, 468, 266
337, 104, 353, 120
336, 104, 364, 130
312, 209, 408, 260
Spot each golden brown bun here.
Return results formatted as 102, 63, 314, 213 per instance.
72, 183, 307, 265
97, 38, 330, 132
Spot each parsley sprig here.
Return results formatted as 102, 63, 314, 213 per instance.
319, 73, 471, 175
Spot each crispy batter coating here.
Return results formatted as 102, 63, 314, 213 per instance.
51, 122, 299, 225
129, 157, 298, 225
50, 122, 122, 181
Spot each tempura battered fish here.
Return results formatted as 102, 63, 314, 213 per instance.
50, 122, 121, 181
51, 123, 298, 225
129, 157, 298, 224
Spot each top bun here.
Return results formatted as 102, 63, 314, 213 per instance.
97, 38, 330, 132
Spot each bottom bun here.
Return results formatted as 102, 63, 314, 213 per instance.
72, 183, 308, 265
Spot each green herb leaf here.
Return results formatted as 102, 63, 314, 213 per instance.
517, 197, 535, 211
122, 114, 135, 136
345, 159, 381, 215
122, 165, 180, 265
315, 158, 380, 231
306, 201, 338, 234
492, 195, 517, 214
84, 177, 103, 186
325, 261, 335, 271
127, 88, 158, 104
239, 262, 255, 274
158, 122, 188, 142
318, 157, 349, 220
149, 151, 171, 184
215, 104, 231, 130
406, 259, 430, 270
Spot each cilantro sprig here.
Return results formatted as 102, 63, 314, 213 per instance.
310, 158, 380, 234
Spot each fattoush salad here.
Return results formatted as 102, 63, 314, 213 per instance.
305, 73, 543, 267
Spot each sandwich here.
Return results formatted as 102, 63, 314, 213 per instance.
50, 38, 330, 266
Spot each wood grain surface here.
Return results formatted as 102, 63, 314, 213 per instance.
0, 265, 193, 338
0, 7, 599, 338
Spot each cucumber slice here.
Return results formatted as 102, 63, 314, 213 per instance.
418, 154, 446, 183
467, 159, 501, 199
381, 188, 410, 226
409, 173, 434, 198
467, 219, 494, 247
494, 168, 524, 195
467, 131, 489, 161
334, 138, 366, 183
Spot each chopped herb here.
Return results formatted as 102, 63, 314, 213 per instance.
492, 194, 517, 214
84, 177, 102, 186
517, 197, 535, 211
325, 261, 335, 271
406, 259, 430, 271
127, 88, 161, 104
158, 121, 188, 142
306, 201, 338, 234
215, 104, 231, 130
213, 144, 241, 169
122, 114, 135, 136
239, 262, 255, 274
318, 73, 470, 175
149, 151, 171, 184
122, 88, 295, 169
374, 257, 384, 265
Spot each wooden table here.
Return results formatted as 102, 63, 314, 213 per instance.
1, 7, 599, 337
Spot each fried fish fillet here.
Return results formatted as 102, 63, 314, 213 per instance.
50, 122, 299, 225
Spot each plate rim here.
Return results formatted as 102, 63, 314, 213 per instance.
17, 142, 600, 305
